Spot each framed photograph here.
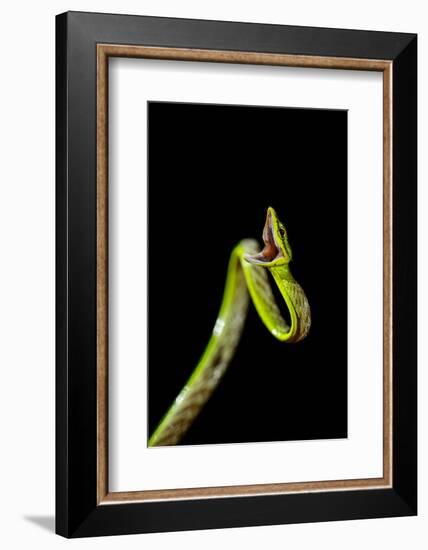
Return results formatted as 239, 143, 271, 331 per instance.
56, 11, 417, 537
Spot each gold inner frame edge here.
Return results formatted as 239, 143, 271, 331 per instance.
96, 44, 393, 504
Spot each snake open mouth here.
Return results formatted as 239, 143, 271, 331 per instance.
245, 208, 284, 265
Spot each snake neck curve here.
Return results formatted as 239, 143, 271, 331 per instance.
268, 264, 311, 343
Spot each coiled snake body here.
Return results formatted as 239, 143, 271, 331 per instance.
149, 207, 311, 446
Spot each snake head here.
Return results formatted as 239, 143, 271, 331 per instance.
245, 207, 293, 267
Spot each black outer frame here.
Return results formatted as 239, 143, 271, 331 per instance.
56, 11, 417, 538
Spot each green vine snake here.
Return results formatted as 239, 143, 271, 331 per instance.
148, 207, 311, 447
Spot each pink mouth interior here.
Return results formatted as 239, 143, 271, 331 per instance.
247, 210, 283, 264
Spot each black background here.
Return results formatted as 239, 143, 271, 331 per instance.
148, 101, 347, 445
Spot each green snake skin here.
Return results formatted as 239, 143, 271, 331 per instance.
148, 207, 311, 446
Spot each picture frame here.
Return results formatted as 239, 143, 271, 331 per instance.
56, 11, 417, 538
